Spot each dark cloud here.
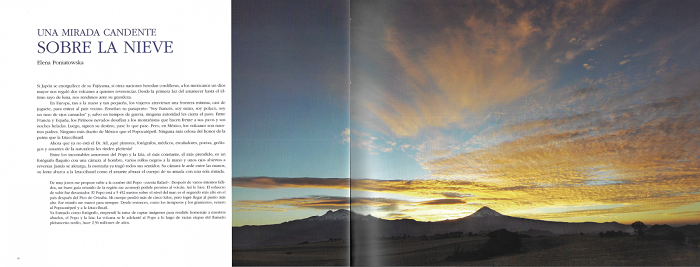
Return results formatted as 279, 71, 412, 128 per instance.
440, 192, 475, 198
350, 0, 635, 136
419, 199, 466, 205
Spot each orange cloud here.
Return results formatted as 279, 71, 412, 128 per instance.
233, 196, 350, 211
233, 195, 468, 215
422, 97, 700, 219
231, 177, 349, 189
234, 77, 700, 222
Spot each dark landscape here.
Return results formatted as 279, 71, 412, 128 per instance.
232, 207, 700, 265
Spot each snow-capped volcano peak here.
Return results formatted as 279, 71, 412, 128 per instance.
468, 206, 503, 218
302, 209, 350, 221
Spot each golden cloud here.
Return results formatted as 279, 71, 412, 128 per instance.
233, 196, 350, 211
234, 81, 700, 222
232, 177, 350, 189
421, 99, 700, 219
352, 82, 700, 221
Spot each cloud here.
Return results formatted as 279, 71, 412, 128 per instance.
233, 196, 350, 211
232, 177, 349, 189
233, 165, 700, 222
667, 210, 700, 217
349, 129, 397, 155
543, 0, 621, 49
230, 206, 289, 213
332, 1, 700, 223
558, 35, 606, 63
233, 194, 467, 214
341, 128, 350, 144
350, 179, 518, 206
316, 71, 700, 222
420, 72, 700, 219
370, 19, 548, 137
431, 150, 451, 157
351, 197, 410, 208
352, 0, 629, 137
441, 192, 476, 198
419, 199, 466, 205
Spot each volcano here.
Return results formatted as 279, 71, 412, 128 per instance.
467, 206, 503, 218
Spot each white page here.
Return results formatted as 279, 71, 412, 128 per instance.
0, 1, 231, 266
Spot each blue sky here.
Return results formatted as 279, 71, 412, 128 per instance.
231, 0, 350, 179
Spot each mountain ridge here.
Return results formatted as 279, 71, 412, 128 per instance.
233, 206, 634, 248
297, 209, 350, 221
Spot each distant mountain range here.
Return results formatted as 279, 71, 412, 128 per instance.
232, 209, 350, 248
232, 207, 631, 248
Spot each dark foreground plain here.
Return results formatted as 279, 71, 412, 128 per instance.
232, 240, 349, 266
232, 235, 700, 266
436, 235, 700, 266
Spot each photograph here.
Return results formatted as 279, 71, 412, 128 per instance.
231, 0, 700, 265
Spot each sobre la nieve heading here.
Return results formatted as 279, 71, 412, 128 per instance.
38, 41, 173, 54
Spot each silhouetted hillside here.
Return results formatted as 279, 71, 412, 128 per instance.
233, 207, 634, 249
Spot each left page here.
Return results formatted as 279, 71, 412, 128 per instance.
0, 1, 231, 266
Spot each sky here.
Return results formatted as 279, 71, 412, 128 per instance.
232, 0, 700, 227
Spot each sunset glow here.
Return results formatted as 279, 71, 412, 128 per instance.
232, 0, 700, 227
